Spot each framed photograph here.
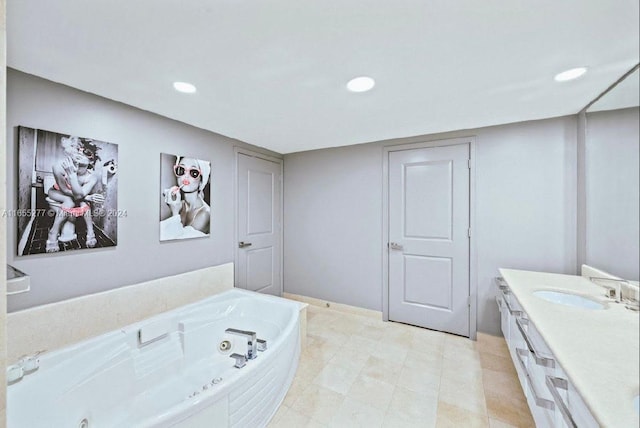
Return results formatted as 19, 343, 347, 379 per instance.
17, 126, 119, 255
159, 153, 211, 241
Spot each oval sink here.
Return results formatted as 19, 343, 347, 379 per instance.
533, 290, 605, 310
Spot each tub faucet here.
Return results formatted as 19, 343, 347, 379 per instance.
225, 328, 258, 360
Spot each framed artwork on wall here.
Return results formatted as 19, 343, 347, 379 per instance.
17, 126, 119, 256
159, 153, 211, 241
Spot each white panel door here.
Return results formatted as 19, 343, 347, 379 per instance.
388, 143, 470, 336
237, 153, 281, 296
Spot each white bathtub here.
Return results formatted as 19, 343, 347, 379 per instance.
7, 289, 302, 427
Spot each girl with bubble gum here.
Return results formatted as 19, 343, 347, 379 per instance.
160, 156, 211, 240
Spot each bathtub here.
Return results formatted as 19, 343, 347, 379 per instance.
7, 289, 302, 427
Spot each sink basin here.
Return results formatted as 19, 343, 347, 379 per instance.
533, 290, 605, 310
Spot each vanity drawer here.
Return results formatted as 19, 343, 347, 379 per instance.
546, 366, 599, 428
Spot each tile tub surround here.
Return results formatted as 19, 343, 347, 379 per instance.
500, 268, 640, 428
7, 263, 233, 364
269, 301, 534, 427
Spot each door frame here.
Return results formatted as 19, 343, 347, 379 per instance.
233, 147, 284, 295
382, 137, 478, 339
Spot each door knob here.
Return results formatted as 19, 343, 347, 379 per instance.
389, 242, 403, 250
239, 241, 252, 248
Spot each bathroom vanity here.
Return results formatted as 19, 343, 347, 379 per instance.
496, 269, 639, 427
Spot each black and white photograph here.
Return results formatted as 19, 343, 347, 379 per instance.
159, 153, 211, 241
17, 126, 119, 255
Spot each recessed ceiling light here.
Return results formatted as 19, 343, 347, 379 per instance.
554, 67, 588, 82
347, 76, 375, 92
173, 81, 197, 93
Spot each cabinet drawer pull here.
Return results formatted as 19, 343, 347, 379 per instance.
500, 290, 522, 316
494, 276, 509, 291
515, 317, 555, 368
515, 348, 555, 410
495, 278, 523, 315
546, 376, 577, 428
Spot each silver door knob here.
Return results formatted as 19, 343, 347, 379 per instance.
239, 241, 252, 248
389, 242, 403, 250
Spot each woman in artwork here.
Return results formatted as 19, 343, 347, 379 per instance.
160, 156, 211, 240
46, 136, 105, 252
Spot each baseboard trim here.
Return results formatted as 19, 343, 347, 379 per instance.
283, 292, 382, 320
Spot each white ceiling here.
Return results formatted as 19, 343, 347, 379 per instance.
7, 1, 639, 154
588, 68, 639, 112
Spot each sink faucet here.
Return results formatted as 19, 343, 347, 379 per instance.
225, 328, 258, 360
589, 277, 628, 303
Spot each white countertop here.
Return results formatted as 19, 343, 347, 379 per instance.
500, 268, 640, 428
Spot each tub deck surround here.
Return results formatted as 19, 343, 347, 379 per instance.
500, 268, 640, 428
7, 263, 234, 364
7, 289, 302, 427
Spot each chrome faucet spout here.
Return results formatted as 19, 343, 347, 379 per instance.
225, 328, 258, 360
589, 277, 627, 303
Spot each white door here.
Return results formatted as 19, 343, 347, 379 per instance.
388, 143, 470, 336
237, 153, 282, 296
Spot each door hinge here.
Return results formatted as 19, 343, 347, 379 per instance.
467, 228, 472, 238
468, 159, 472, 169
468, 296, 472, 307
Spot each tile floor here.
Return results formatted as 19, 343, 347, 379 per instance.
269, 303, 535, 428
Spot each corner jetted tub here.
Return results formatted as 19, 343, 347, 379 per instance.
7, 289, 302, 427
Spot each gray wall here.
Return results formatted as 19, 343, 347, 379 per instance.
585, 107, 639, 280
284, 117, 578, 335
6, 69, 280, 312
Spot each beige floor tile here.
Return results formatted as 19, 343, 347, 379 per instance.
439, 371, 487, 415
305, 333, 327, 346
481, 368, 526, 399
297, 353, 327, 383
371, 340, 410, 363
442, 336, 480, 360
404, 348, 443, 369
290, 384, 346, 425
327, 346, 370, 372
360, 355, 403, 385
283, 372, 313, 407
440, 357, 483, 395
307, 311, 341, 329
330, 396, 386, 428
346, 373, 396, 410
269, 404, 290, 426
484, 393, 535, 428
477, 333, 510, 358
340, 334, 380, 354
309, 338, 342, 362
312, 361, 360, 394
269, 406, 328, 428
410, 334, 446, 354
396, 362, 441, 395
488, 417, 519, 428
328, 314, 369, 335
308, 325, 352, 346
442, 349, 483, 376
479, 351, 516, 374
291, 301, 533, 428
483, 369, 534, 428
358, 323, 388, 341
379, 328, 415, 348
436, 401, 489, 428
384, 385, 439, 427
443, 334, 478, 354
